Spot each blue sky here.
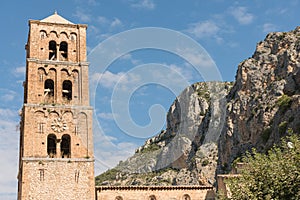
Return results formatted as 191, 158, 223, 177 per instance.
1, 0, 300, 199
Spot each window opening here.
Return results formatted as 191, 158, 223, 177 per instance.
182, 194, 191, 200
44, 79, 54, 97
75, 170, 80, 183
59, 42, 68, 60
149, 195, 156, 200
48, 41, 57, 60
61, 134, 71, 158
70, 33, 76, 41
39, 169, 45, 181
38, 122, 44, 134
62, 80, 72, 100
47, 134, 56, 158
40, 31, 46, 39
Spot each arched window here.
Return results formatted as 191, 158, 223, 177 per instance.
59, 42, 68, 60
149, 195, 156, 200
61, 134, 71, 158
62, 80, 72, 100
40, 30, 47, 39
115, 196, 123, 200
47, 134, 57, 158
182, 194, 191, 200
49, 41, 57, 60
44, 79, 54, 97
70, 33, 77, 41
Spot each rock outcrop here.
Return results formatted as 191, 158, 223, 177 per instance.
96, 82, 232, 186
219, 28, 300, 172
96, 27, 300, 187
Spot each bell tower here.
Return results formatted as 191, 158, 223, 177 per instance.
18, 12, 95, 200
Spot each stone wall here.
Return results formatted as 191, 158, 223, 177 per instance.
96, 186, 215, 200
19, 158, 95, 200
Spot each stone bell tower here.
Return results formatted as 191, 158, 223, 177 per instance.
18, 12, 95, 200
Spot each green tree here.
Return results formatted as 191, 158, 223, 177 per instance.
222, 134, 300, 200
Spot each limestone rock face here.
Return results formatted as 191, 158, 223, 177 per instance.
96, 82, 232, 186
218, 28, 300, 172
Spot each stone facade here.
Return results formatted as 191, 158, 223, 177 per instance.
18, 13, 95, 200
96, 186, 215, 200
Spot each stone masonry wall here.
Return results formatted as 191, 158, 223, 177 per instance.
19, 159, 95, 200
96, 186, 215, 200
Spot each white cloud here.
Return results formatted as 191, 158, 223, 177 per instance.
187, 20, 220, 39
92, 61, 198, 93
166, 64, 194, 82
0, 108, 19, 197
97, 112, 116, 120
1, 94, 15, 102
263, 23, 278, 33
0, 108, 16, 118
110, 18, 122, 28
74, 9, 91, 23
94, 16, 123, 31
87, 0, 98, 6
91, 71, 126, 89
14, 66, 25, 76
93, 128, 137, 173
94, 141, 136, 174
130, 0, 155, 10
119, 53, 141, 65
97, 16, 109, 25
0, 89, 17, 102
229, 6, 254, 25
176, 47, 216, 69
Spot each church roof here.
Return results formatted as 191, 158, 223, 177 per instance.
40, 11, 74, 24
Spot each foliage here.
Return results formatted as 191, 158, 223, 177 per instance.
276, 94, 292, 112
278, 121, 288, 135
196, 83, 210, 101
95, 168, 120, 185
223, 134, 300, 200
140, 143, 160, 153
261, 127, 272, 143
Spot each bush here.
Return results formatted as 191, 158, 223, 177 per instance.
141, 143, 160, 153
261, 127, 272, 143
278, 121, 288, 135
95, 168, 120, 185
276, 94, 292, 112
223, 134, 300, 200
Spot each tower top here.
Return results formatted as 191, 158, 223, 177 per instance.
40, 12, 74, 25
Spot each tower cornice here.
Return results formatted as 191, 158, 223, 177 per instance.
26, 58, 89, 66
23, 103, 93, 110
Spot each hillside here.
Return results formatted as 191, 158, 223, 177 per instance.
96, 27, 300, 187
96, 82, 233, 186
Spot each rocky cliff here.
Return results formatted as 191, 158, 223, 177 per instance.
96, 27, 300, 187
96, 82, 232, 186
218, 27, 300, 172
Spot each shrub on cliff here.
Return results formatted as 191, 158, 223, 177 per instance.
223, 132, 300, 200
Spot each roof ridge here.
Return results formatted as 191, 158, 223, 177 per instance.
40, 12, 74, 25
